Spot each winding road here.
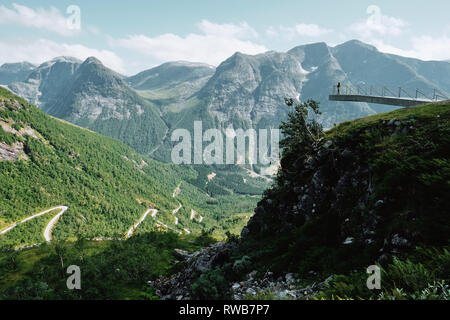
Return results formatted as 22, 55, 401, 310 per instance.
43, 206, 68, 242
2, 202, 197, 246
172, 203, 182, 215
126, 208, 156, 239
0, 206, 68, 242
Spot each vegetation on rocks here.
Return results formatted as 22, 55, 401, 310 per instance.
167, 100, 450, 300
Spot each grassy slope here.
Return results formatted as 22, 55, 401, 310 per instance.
0, 232, 215, 300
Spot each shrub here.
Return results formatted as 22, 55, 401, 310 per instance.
384, 257, 435, 293
232, 255, 252, 275
244, 289, 276, 300
316, 272, 375, 300
191, 268, 229, 300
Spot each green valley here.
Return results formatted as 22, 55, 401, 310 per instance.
0, 87, 260, 250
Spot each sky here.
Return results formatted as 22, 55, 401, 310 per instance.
1, 0, 449, 75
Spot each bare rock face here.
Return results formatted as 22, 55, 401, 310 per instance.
8, 57, 168, 156
172, 249, 190, 261
0, 142, 27, 161
199, 51, 309, 127
8, 57, 81, 108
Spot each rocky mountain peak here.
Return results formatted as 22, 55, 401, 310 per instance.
0, 62, 35, 72
126, 60, 215, 91
83, 56, 103, 66
288, 42, 333, 71
336, 39, 378, 50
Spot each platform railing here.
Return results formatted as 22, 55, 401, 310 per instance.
332, 84, 448, 101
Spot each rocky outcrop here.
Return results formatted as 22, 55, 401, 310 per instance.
0, 142, 27, 161
151, 242, 332, 300
242, 110, 449, 265
151, 103, 449, 300
151, 242, 235, 300
231, 271, 332, 300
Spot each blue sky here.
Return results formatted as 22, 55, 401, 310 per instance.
1, 0, 449, 75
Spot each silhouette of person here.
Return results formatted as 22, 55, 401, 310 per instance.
337, 82, 341, 95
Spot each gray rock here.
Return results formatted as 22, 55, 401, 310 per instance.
173, 249, 190, 261
246, 288, 257, 296
285, 273, 295, 284
387, 118, 397, 126
375, 200, 384, 208
343, 237, 354, 245
232, 283, 241, 291
391, 234, 410, 247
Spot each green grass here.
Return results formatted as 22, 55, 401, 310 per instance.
0, 232, 208, 299
327, 102, 450, 138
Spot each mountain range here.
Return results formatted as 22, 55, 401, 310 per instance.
1, 38, 449, 301
2, 40, 450, 164
6, 57, 167, 156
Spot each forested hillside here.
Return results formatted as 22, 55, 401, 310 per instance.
0, 87, 259, 249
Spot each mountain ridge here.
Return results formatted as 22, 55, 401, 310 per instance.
0, 62, 36, 85
9, 56, 168, 155
7, 40, 450, 163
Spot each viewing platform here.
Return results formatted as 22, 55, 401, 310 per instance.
329, 85, 448, 107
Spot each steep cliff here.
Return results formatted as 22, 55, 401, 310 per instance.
155, 101, 450, 300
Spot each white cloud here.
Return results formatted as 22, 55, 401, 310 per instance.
344, 6, 450, 61
0, 3, 79, 36
113, 20, 267, 66
295, 24, 332, 37
409, 35, 450, 61
349, 5, 408, 38
265, 26, 278, 38
197, 20, 258, 39
266, 24, 332, 40
0, 39, 125, 73
369, 36, 450, 61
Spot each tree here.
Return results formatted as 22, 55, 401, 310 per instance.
279, 99, 323, 172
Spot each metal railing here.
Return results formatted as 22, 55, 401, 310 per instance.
332, 84, 449, 102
